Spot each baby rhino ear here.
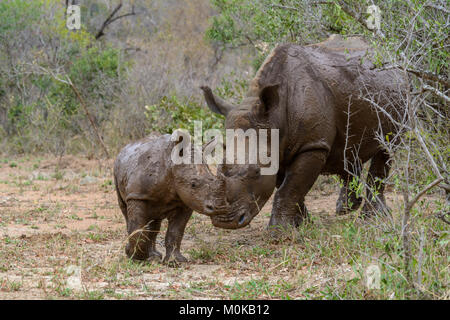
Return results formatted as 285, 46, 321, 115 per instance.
258, 84, 279, 114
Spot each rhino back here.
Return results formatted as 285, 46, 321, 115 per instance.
251, 37, 406, 172
114, 134, 176, 202
303, 43, 405, 168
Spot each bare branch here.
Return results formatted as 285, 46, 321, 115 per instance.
422, 84, 450, 103
405, 177, 444, 212
406, 68, 450, 88
336, 1, 367, 28
361, 96, 410, 130
424, 3, 450, 14
414, 127, 443, 180
95, 2, 136, 40
439, 183, 450, 193
416, 227, 425, 287
436, 213, 450, 225
379, 65, 449, 89
30, 63, 110, 157
423, 101, 446, 119
66, 76, 110, 158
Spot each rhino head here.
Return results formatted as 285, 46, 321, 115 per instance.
200, 84, 282, 229
172, 140, 231, 216
173, 162, 230, 216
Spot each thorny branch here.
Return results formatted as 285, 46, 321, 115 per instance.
32, 64, 110, 158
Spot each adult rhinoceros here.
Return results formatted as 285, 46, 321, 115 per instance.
201, 35, 407, 230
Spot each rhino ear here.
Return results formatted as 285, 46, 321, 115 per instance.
258, 84, 280, 113
200, 86, 236, 116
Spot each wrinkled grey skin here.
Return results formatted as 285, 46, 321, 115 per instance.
114, 134, 229, 263
202, 35, 407, 230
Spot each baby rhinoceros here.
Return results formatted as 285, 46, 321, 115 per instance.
114, 134, 229, 263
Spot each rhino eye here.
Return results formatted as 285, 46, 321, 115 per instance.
249, 167, 261, 178
191, 180, 199, 188
223, 170, 232, 177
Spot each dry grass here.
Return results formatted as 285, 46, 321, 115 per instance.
0, 155, 447, 299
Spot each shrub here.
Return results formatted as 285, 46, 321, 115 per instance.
145, 95, 224, 135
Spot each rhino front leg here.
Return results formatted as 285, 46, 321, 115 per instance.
146, 219, 163, 262
164, 207, 192, 264
361, 150, 391, 218
125, 200, 162, 262
269, 150, 327, 230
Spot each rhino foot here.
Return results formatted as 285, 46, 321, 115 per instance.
268, 216, 300, 233
267, 210, 310, 241
126, 242, 150, 261
163, 251, 188, 265
146, 250, 163, 263
269, 203, 309, 228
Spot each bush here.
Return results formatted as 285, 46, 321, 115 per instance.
0, 0, 125, 154
145, 95, 224, 135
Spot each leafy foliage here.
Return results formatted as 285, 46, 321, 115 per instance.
0, 0, 123, 154
145, 95, 224, 135
207, 0, 449, 79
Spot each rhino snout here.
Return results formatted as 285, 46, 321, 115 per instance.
210, 210, 250, 229
203, 200, 230, 216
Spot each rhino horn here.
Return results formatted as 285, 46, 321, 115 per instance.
200, 86, 235, 116
201, 137, 225, 180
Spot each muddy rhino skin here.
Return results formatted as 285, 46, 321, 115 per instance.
201, 35, 407, 230
114, 134, 228, 263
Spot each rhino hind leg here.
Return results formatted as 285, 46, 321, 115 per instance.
163, 207, 192, 264
336, 171, 363, 215
336, 186, 363, 215
361, 150, 392, 218
125, 200, 162, 261
269, 150, 327, 232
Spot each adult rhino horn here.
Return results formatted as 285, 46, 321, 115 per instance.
200, 86, 235, 116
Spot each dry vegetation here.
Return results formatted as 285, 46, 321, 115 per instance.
0, 0, 448, 300
0, 155, 447, 299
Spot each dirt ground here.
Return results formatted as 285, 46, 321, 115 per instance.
0, 155, 431, 299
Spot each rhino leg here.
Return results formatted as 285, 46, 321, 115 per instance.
125, 200, 162, 261
269, 150, 327, 231
361, 150, 391, 218
336, 171, 363, 215
146, 219, 163, 261
163, 207, 192, 264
